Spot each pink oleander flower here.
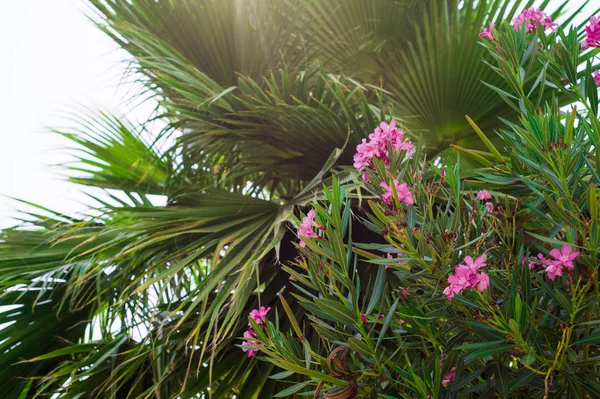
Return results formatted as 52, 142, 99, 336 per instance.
242, 329, 258, 357
536, 245, 579, 281
442, 366, 457, 387
594, 70, 600, 88
249, 306, 271, 325
485, 202, 494, 213
447, 265, 473, 290
545, 262, 563, 281
474, 272, 490, 291
529, 254, 549, 270
513, 8, 556, 33
463, 255, 487, 271
443, 284, 462, 301
523, 254, 545, 270
361, 314, 368, 324
479, 23, 495, 40
540, 13, 557, 31
298, 210, 319, 247
444, 266, 473, 300
548, 244, 579, 269
582, 16, 600, 49
242, 345, 257, 357
475, 190, 492, 201
354, 139, 381, 182
380, 180, 414, 206
444, 255, 489, 300
353, 120, 413, 181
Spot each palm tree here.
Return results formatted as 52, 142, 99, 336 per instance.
0, 0, 594, 397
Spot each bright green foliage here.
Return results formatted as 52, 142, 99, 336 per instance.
0, 1, 598, 399
246, 19, 600, 398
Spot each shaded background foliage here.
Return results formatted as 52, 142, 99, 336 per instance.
0, 0, 596, 398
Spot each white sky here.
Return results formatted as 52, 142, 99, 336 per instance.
0, 0, 149, 228
0, 0, 594, 229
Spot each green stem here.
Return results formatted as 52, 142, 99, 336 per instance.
594, 267, 599, 298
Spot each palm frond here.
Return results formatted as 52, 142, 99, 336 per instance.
88, 0, 314, 86
381, 0, 590, 149
56, 111, 170, 195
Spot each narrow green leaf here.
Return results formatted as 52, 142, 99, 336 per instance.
348, 337, 373, 357
269, 371, 295, 380
465, 344, 516, 361
465, 115, 504, 161
571, 330, 600, 347
376, 297, 400, 349
273, 381, 310, 397
366, 266, 386, 315
280, 295, 303, 340
313, 298, 357, 325
521, 352, 536, 366
589, 184, 598, 221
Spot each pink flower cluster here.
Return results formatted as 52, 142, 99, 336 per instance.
475, 190, 491, 201
594, 70, 600, 88
475, 190, 494, 213
353, 120, 413, 182
528, 245, 579, 281
481, 11, 600, 67
242, 329, 258, 357
443, 255, 490, 300
479, 23, 495, 41
582, 16, 600, 49
249, 306, 271, 325
297, 210, 322, 247
512, 8, 556, 33
380, 180, 414, 206
241, 306, 271, 357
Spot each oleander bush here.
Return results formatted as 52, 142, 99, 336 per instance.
241, 12, 600, 398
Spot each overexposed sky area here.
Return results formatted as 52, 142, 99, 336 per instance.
0, 0, 595, 229
0, 0, 149, 229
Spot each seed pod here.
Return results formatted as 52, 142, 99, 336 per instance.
323, 381, 358, 399
327, 346, 350, 377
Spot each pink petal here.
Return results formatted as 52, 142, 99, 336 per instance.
549, 248, 561, 260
